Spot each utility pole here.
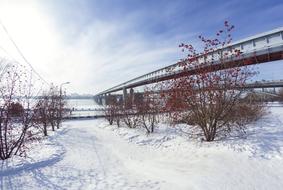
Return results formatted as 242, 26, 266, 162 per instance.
58, 82, 70, 127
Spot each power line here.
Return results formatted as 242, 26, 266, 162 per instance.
0, 45, 12, 57
0, 19, 49, 85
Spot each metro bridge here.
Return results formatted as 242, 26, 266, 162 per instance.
95, 27, 283, 104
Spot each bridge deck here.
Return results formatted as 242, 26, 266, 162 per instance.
96, 27, 283, 96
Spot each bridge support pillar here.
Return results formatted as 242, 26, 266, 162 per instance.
130, 88, 134, 106
102, 94, 106, 105
96, 95, 100, 105
100, 95, 103, 105
105, 93, 110, 105
94, 95, 103, 105
123, 87, 127, 106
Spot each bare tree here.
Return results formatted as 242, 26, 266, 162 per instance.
136, 87, 161, 133
120, 98, 140, 128
34, 93, 51, 136
34, 84, 68, 136
48, 86, 67, 131
104, 95, 116, 125
0, 62, 40, 159
165, 21, 262, 141
105, 95, 123, 127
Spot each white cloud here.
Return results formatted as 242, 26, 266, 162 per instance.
4, 0, 280, 95
0, 0, 188, 94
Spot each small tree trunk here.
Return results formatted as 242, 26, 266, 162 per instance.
56, 121, 60, 129
51, 122, 55, 131
43, 123, 48, 136
116, 119, 120, 127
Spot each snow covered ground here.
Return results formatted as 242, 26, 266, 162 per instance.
67, 99, 103, 110
1, 107, 283, 190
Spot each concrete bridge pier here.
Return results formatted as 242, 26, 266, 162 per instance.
123, 87, 127, 106
94, 95, 103, 105
105, 93, 110, 105
130, 88, 134, 105
122, 87, 136, 108
100, 94, 105, 105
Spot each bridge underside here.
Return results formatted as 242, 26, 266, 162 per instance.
98, 49, 283, 95
95, 83, 283, 106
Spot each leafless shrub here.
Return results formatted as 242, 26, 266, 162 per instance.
164, 22, 262, 141
136, 89, 161, 133
118, 96, 140, 129
34, 85, 68, 135
0, 62, 40, 159
121, 106, 139, 129
34, 95, 50, 136
236, 103, 265, 122
104, 95, 116, 125
104, 95, 123, 127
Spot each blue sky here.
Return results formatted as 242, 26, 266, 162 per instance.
0, 0, 282, 93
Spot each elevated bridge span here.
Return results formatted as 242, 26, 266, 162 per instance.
96, 27, 283, 96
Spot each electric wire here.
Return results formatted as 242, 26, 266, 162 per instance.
0, 19, 49, 86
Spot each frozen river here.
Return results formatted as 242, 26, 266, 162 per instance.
66, 98, 104, 117
67, 98, 102, 110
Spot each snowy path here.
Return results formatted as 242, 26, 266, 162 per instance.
0, 121, 162, 190
1, 107, 283, 190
